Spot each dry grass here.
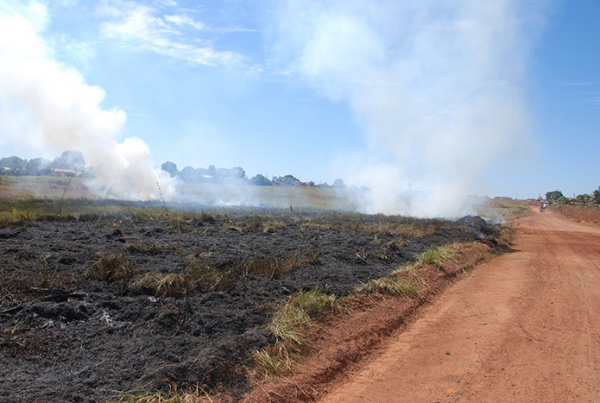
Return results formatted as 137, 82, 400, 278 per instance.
86, 253, 136, 282
415, 242, 490, 272
131, 273, 189, 297
355, 220, 450, 238
477, 199, 531, 222
553, 204, 600, 225
355, 277, 419, 298
111, 381, 213, 403
252, 289, 336, 375
239, 252, 321, 279
124, 241, 176, 255
358, 242, 492, 300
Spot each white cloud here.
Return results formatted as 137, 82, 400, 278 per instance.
97, 0, 245, 67
164, 14, 205, 29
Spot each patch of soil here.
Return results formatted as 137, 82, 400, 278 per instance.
0, 206, 501, 402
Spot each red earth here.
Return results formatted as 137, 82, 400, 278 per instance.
243, 206, 600, 403
319, 206, 600, 402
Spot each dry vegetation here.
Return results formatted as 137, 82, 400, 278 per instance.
552, 204, 600, 226
477, 199, 531, 222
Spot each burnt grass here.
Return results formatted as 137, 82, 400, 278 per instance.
0, 203, 501, 402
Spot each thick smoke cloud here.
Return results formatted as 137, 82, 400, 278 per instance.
0, 1, 176, 200
267, 0, 546, 217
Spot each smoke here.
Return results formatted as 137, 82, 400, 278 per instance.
0, 1, 176, 200
267, 0, 547, 217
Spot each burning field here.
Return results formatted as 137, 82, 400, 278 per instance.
0, 196, 506, 402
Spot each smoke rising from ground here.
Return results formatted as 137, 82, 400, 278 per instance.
268, 0, 546, 217
0, 1, 176, 200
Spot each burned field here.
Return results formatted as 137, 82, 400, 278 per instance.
0, 201, 501, 402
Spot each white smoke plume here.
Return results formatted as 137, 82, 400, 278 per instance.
267, 0, 547, 217
0, 1, 176, 200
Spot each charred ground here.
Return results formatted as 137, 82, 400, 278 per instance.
0, 200, 501, 402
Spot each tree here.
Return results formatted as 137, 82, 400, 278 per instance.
52, 150, 85, 171
272, 174, 300, 186
593, 188, 600, 205
230, 167, 246, 179
161, 161, 178, 177
179, 166, 197, 182
556, 196, 570, 206
333, 179, 345, 188
24, 158, 51, 176
251, 174, 272, 186
0, 156, 26, 174
545, 190, 564, 201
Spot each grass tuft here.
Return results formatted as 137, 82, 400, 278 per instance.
131, 273, 188, 297
252, 289, 336, 375
111, 380, 213, 403
86, 253, 136, 282
355, 277, 419, 298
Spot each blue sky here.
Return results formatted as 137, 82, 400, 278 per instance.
0, 0, 598, 214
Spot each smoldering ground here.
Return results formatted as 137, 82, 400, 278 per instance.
0, 204, 502, 402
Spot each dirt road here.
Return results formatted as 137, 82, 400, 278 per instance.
319, 208, 600, 402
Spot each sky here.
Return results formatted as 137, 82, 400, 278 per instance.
0, 0, 598, 215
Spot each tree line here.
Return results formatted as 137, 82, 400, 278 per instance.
0, 151, 346, 188
0, 151, 85, 176
545, 188, 600, 205
160, 161, 345, 188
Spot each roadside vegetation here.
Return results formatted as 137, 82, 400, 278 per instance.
551, 204, 600, 226
542, 187, 600, 226
477, 198, 531, 222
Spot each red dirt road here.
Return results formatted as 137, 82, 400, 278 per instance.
319, 208, 600, 402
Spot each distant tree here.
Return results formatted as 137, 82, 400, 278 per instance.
195, 167, 210, 181
216, 167, 231, 180
0, 156, 26, 174
52, 150, 85, 171
545, 190, 564, 201
556, 195, 570, 206
230, 167, 246, 179
272, 174, 300, 186
333, 179, 345, 188
24, 158, 51, 176
179, 166, 197, 182
575, 194, 592, 203
161, 161, 178, 177
593, 188, 600, 205
251, 174, 272, 186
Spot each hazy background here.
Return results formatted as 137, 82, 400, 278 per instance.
0, 0, 598, 216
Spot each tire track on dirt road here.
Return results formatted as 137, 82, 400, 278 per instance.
319, 208, 600, 402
